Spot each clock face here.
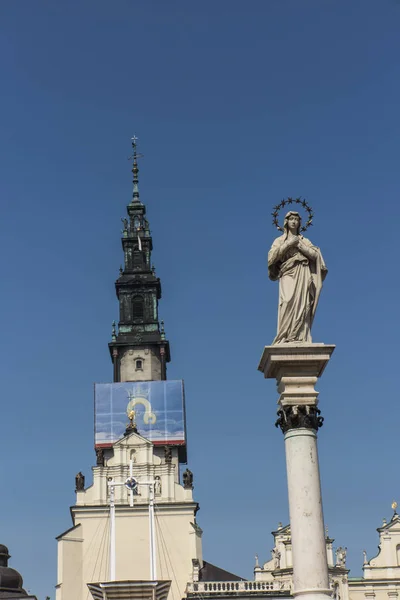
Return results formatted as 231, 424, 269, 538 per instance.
125, 477, 138, 492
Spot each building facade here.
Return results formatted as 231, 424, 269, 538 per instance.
247, 511, 400, 600
349, 510, 400, 600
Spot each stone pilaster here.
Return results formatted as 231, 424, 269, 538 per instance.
258, 343, 335, 600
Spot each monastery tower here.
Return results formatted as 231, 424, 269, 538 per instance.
55, 139, 202, 600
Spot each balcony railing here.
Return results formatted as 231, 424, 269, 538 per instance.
187, 581, 291, 595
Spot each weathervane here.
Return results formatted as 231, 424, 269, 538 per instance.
271, 197, 314, 233
129, 135, 144, 161
128, 135, 144, 203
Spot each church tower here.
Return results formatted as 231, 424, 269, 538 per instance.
56, 140, 201, 600
109, 137, 170, 384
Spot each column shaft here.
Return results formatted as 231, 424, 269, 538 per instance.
284, 428, 329, 597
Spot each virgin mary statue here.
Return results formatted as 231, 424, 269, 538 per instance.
268, 211, 327, 344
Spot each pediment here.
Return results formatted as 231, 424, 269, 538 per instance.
113, 430, 152, 449
272, 523, 290, 536
378, 513, 400, 533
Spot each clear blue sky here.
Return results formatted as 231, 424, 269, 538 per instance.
0, 1, 400, 597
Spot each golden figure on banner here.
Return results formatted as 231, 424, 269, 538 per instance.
126, 388, 157, 425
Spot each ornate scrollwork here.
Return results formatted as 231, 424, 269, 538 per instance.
275, 405, 324, 433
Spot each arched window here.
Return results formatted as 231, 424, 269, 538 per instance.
132, 296, 144, 319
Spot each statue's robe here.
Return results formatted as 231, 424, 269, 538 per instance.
268, 235, 327, 344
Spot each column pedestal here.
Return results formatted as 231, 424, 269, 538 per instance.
258, 343, 335, 600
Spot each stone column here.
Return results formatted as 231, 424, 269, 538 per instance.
258, 343, 335, 600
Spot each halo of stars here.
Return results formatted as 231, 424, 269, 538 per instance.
271, 197, 314, 233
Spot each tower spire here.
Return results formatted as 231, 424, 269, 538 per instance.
131, 135, 141, 204
109, 139, 171, 383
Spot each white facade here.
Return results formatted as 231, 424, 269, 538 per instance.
349, 512, 400, 600
254, 523, 349, 600
245, 513, 400, 600
56, 431, 202, 600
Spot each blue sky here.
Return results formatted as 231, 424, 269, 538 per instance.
0, 1, 400, 597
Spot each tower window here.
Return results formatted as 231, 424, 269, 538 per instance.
135, 359, 143, 371
133, 251, 143, 268
132, 296, 144, 319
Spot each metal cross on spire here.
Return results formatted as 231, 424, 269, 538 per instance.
130, 135, 143, 204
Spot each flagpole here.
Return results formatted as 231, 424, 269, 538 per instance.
108, 475, 156, 582
149, 482, 156, 580
109, 481, 116, 581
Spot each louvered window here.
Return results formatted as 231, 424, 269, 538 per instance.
133, 251, 143, 268
132, 296, 144, 319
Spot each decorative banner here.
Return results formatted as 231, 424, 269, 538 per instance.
94, 380, 186, 447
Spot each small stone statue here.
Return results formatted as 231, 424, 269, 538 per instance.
336, 546, 347, 567
272, 547, 281, 569
268, 210, 327, 344
333, 583, 340, 600
183, 468, 193, 489
95, 448, 105, 467
164, 446, 172, 464
363, 550, 368, 565
154, 476, 162, 496
75, 472, 85, 492
255, 554, 259, 567
121, 217, 128, 231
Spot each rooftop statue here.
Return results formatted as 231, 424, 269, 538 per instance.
268, 199, 327, 344
183, 468, 194, 489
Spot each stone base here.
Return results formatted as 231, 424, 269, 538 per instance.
258, 343, 335, 413
293, 591, 332, 600
258, 344, 335, 381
